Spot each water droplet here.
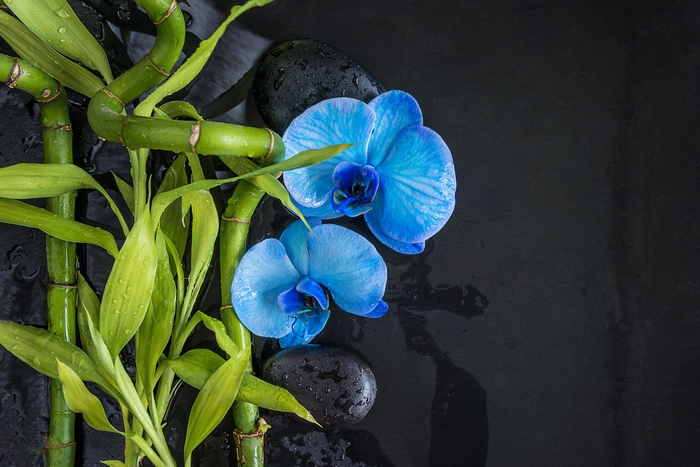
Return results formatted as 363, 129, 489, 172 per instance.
54, 8, 70, 18
57, 26, 67, 34
118, 278, 126, 284
125, 328, 131, 335
122, 293, 130, 299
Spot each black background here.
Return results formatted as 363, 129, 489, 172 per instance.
2, 0, 700, 466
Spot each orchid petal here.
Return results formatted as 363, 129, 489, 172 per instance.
283, 98, 375, 210
367, 90, 423, 166
231, 240, 300, 338
372, 125, 456, 244
307, 224, 387, 316
279, 218, 321, 276
365, 203, 426, 254
279, 308, 330, 348
364, 300, 389, 318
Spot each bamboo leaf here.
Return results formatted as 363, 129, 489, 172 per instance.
158, 101, 203, 121
101, 461, 127, 467
0, 198, 119, 257
0, 321, 118, 399
77, 274, 117, 383
86, 306, 117, 379
5, 0, 113, 82
183, 351, 247, 465
179, 190, 218, 322
0, 163, 129, 235
135, 229, 176, 396
134, 0, 271, 117
197, 313, 238, 358
99, 209, 157, 359
0, 10, 103, 96
150, 144, 347, 225
57, 360, 121, 433
112, 173, 135, 217
157, 153, 190, 261
167, 348, 225, 389
168, 348, 317, 424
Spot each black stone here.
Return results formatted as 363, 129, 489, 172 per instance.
253, 38, 386, 134
261, 345, 377, 427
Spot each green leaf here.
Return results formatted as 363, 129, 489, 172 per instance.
150, 143, 346, 226
99, 209, 157, 359
0, 163, 129, 235
57, 360, 120, 433
135, 229, 176, 396
101, 461, 128, 467
237, 374, 319, 425
179, 190, 218, 323
134, 0, 271, 117
168, 348, 317, 424
197, 313, 238, 358
77, 274, 118, 384
157, 153, 190, 261
5, 0, 113, 82
0, 321, 118, 398
85, 306, 117, 379
223, 156, 313, 231
183, 351, 247, 465
0, 198, 119, 257
0, 10, 103, 96
158, 101, 203, 121
168, 348, 225, 389
112, 173, 135, 217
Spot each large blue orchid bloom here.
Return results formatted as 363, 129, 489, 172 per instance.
282, 90, 456, 254
231, 218, 388, 347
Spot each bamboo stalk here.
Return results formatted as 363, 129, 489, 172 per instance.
1, 54, 77, 467
86, 0, 283, 162
220, 181, 267, 466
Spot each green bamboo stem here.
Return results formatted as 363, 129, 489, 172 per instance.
220, 181, 267, 466
86, 0, 283, 163
1, 54, 77, 467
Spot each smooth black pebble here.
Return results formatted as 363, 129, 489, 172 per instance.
253, 38, 386, 134
261, 345, 377, 427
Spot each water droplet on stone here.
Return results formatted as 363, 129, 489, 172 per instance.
262, 344, 377, 426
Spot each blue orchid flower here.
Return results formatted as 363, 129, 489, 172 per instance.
282, 90, 456, 254
231, 218, 388, 347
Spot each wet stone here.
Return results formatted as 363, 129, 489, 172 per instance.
261, 345, 377, 427
253, 38, 386, 134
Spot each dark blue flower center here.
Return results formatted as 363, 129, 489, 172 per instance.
331, 161, 380, 217
277, 278, 329, 342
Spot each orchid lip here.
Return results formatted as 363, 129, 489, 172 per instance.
331, 162, 380, 216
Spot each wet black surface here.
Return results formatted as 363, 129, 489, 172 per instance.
2, 0, 700, 466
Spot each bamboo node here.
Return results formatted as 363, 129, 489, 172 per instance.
189, 120, 202, 154
100, 88, 125, 108
47, 282, 78, 289
149, 0, 178, 25
219, 304, 234, 311
259, 127, 275, 161
233, 418, 270, 463
119, 116, 129, 147
35, 84, 63, 103
41, 123, 73, 131
5, 58, 22, 88
221, 214, 250, 224
145, 52, 170, 76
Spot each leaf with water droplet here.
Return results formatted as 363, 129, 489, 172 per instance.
100, 208, 157, 360
57, 360, 121, 433
0, 320, 120, 401
4, 0, 113, 82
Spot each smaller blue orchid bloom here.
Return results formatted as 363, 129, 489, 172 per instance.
231, 218, 388, 347
282, 90, 456, 254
